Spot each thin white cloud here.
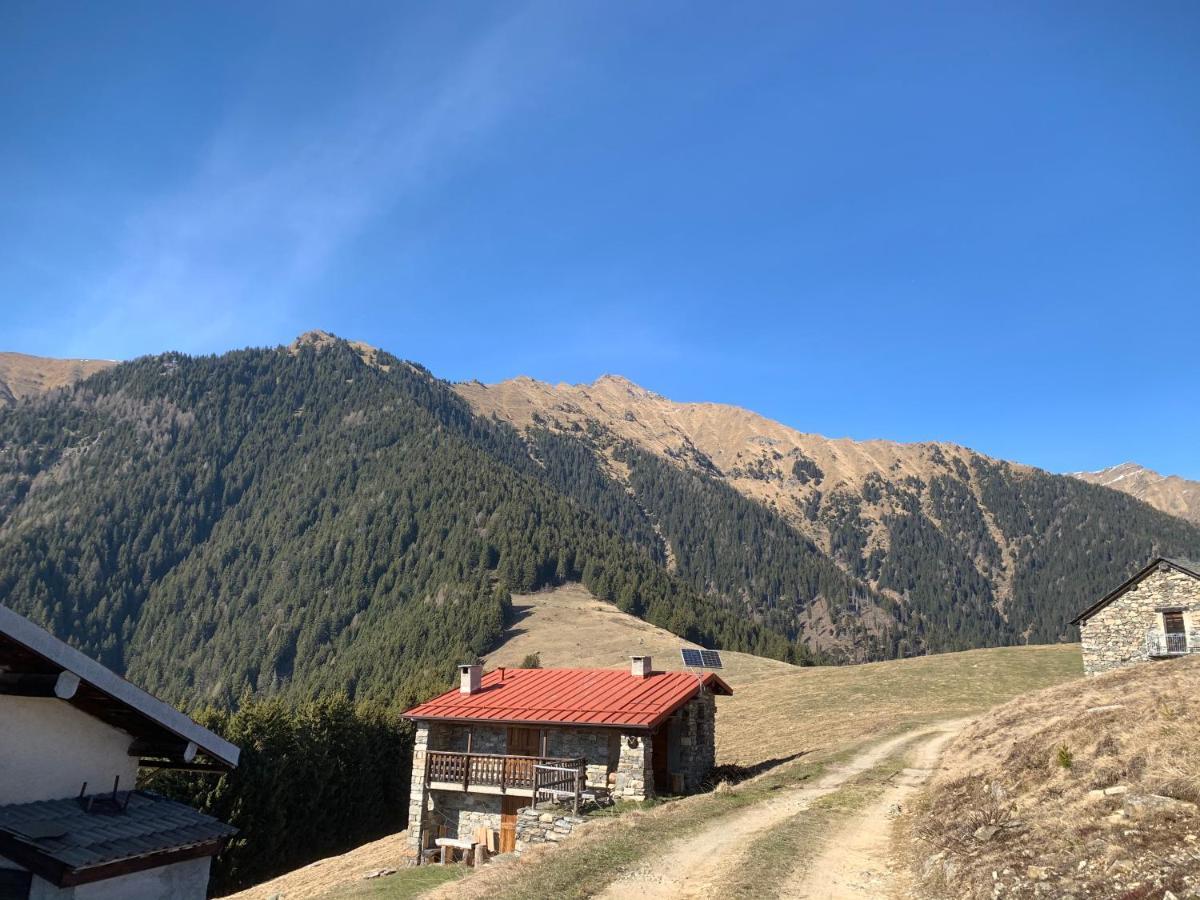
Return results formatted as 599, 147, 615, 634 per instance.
68, 6, 572, 357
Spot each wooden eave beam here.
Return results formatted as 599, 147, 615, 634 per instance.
128, 738, 198, 763
0, 670, 79, 699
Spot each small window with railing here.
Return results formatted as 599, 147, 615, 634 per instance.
1148, 610, 1189, 656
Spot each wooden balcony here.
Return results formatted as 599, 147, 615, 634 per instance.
425, 751, 586, 796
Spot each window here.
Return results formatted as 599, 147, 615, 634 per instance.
1164, 611, 1186, 635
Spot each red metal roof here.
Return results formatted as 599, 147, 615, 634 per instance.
403, 668, 733, 731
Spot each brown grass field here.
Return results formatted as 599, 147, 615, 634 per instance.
490, 585, 1082, 766
230, 585, 1084, 899
901, 654, 1200, 899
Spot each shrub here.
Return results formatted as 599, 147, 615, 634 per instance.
1056, 744, 1073, 769
520, 652, 542, 669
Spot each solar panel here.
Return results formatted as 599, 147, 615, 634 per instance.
680, 648, 723, 669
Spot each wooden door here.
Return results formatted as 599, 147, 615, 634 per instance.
500, 795, 522, 853
507, 726, 541, 788
652, 725, 670, 794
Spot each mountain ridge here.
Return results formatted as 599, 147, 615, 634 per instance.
1, 336, 1198, 708
1071, 461, 1200, 526
0, 351, 116, 407
455, 371, 1200, 645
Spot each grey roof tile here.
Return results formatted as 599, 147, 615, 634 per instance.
0, 791, 236, 872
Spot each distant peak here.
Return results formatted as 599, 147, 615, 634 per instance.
290, 330, 378, 353
291, 329, 343, 349
288, 330, 388, 369
588, 374, 663, 399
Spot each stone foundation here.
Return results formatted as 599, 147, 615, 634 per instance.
514, 802, 587, 853
433, 791, 503, 842
1080, 564, 1200, 675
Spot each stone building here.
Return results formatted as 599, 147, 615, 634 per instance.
1072, 557, 1200, 675
402, 656, 731, 855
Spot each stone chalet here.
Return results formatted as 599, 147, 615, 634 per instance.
1072, 557, 1200, 675
402, 656, 731, 855
0, 605, 240, 900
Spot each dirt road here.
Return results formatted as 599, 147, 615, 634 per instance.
597, 722, 965, 900
784, 723, 963, 898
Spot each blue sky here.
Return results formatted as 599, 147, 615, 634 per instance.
2, 2, 1198, 477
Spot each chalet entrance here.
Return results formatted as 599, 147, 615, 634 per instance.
500, 795, 522, 853
652, 725, 670, 794
507, 725, 540, 788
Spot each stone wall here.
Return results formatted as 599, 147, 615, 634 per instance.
431, 791, 503, 842
615, 730, 652, 800
433, 723, 507, 753
406, 723, 430, 852
1080, 566, 1200, 675
544, 728, 616, 788
675, 690, 716, 793
514, 802, 587, 853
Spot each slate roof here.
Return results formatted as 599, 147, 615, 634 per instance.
1071, 557, 1200, 625
0, 790, 235, 887
403, 667, 733, 730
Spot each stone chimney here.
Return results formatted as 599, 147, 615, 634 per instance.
459, 663, 482, 695
631, 656, 652, 679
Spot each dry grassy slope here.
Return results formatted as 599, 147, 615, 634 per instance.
1073, 461, 1200, 526
904, 655, 1200, 899
486, 585, 1081, 767
222, 586, 1081, 900
0, 352, 115, 407
454, 374, 1022, 595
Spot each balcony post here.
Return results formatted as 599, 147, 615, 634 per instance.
463, 753, 470, 792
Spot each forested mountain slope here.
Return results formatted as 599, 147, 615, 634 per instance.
457, 375, 1200, 649
0, 338, 783, 708
2, 335, 1197, 710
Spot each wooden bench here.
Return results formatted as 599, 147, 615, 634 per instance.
434, 837, 484, 866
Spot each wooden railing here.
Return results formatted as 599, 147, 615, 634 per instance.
426, 751, 585, 793
535, 761, 587, 813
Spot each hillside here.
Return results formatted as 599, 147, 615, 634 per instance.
1073, 461, 1200, 526
457, 374, 1200, 652
0, 334, 1193, 713
0, 337, 790, 709
0, 351, 114, 407
220, 592, 1081, 900
902, 655, 1200, 899
489, 585, 1080, 766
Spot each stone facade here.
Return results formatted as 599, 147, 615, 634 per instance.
432, 791, 504, 842
514, 802, 587, 853
406, 723, 430, 853
675, 690, 716, 792
406, 683, 723, 852
1079, 564, 1200, 675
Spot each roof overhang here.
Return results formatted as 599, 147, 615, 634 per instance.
0, 829, 227, 888
1071, 557, 1200, 626
0, 605, 239, 770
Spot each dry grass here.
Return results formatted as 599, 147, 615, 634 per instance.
901, 655, 1200, 899
491, 585, 1082, 767
0, 352, 114, 405
424, 754, 834, 900
233, 587, 1083, 900
222, 832, 416, 900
